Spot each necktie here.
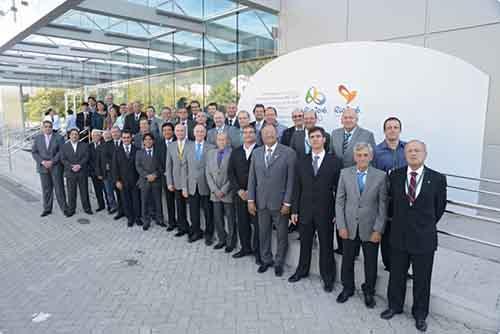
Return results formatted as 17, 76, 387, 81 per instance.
115, 140, 119, 148
125, 145, 130, 157
304, 135, 311, 154
195, 143, 202, 161
228, 119, 232, 126
407, 171, 418, 204
217, 150, 224, 168
312, 155, 320, 176
147, 149, 152, 157
357, 171, 366, 194
178, 142, 184, 160
343, 132, 352, 153
265, 148, 273, 168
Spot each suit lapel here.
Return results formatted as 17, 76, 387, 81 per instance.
347, 128, 361, 151
267, 145, 281, 168
361, 167, 375, 198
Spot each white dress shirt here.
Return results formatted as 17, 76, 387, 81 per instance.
243, 143, 256, 160
406, 165, 425, 198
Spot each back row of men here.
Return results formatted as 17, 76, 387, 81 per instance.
33, 103, 446, 332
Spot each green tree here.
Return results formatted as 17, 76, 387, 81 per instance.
207, 80, 237, 107
24, 88, 66, 122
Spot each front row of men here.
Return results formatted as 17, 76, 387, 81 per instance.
32, 117, 446, 332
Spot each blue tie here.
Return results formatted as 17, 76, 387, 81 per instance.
357, 171, 366, 194
195, 143, 202, 161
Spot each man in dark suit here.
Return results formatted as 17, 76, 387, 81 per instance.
225, 102, 240, 128
88, 129, 106, 212
112, 130, 141, 227
32, 120, 69, 217
290, 111, 331, 160
97, 127, 121, 217
123, 101, 146, 134
380, 140, 447, 332
289, 127, 342, 292
133, 119, 151, 149
76, 102, 92, 142
280, 108, 304, 146
156, 122, 177, 230
228, 125, 261, 263
176, 107, 196, 140
135, 133, 164, 231
61, 128, 92, 216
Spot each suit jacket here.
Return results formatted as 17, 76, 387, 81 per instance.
207, 125, 241, 149
228, 144, 258, 191
76, 111, 92, 132
292, 153, 342, 222
389, 166, 447, 254
205, 148, 233, 203
97, 140, 119, 178
112, 144, 139, 188
135, 148, 164, 189
165, 140, 188, 190
31, 133, 65, 174
88, 141, 102, 177
183, 141, 215, 196
335, 166, 387, 242
177, 118, 196, 140
132, 132, 148, 149
123, 112, 146, 134
225, 117, 240, 128
330, 127, 376, 167
280, 126, 298, 146
156, 138, 176, 172
256, 122, 287, 145
147, 117, 162, 140
61, 141, 89, 178
290, 129, 331, 160
247, 143, 296, 211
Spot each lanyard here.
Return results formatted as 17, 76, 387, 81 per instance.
405, 171, 424, 194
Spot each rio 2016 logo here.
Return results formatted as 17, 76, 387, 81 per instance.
335, 84, 360, 115
305, 86, 326, 105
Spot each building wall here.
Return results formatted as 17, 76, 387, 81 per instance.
278, 0, 500, 202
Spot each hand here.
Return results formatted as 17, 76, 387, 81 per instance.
291, 214, 299, 225
116, 181, 123, 190
238, 189, 248, 201
339, 228, 349, 240
370, 231, 382, 243
248, 201, 257, 216
71, 164, 81, 172
168, 185, 175, 192
182, 190, 189, 198
42, 160, 52, 169
97, 176, 103, 180
280, 204, 290, 216
146, 174, 156, 182
216, 191, 224, 199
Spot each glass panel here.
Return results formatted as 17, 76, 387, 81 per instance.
205, 63, 237, 111
175, 69, 204, 109
205, 14, 237, 66
238, 58, 272, 96
238, 10, 277, 60
149, 74, 175, 113
173, 31, 203, 70
204, 0, 237, 18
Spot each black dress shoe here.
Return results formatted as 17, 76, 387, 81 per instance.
135, 219, 143, 226
109, 208, 117, 214
224, 246, 234, 253
156, 221, 167, 227
213, 243, 225, 250
274, 266, 283, 277
188, 233, 203, 243
288, 273, 304, 283
415, 319, 427, 332
232, 250, 252, 258
174, 230, 186, 237
96, 207, 105, 212
40, 211, 51, 217
205, 238, 214, 246
364, 293, 376, 308
166, 225, 176, 231
257, 263, 273, 273
84, 209, 93, 215
336, 290, 354, 303
323, 282, 333, 293
142, 222, 150, 231
127, 220, 134, 227
64, 210, 73, 218
255, 257, 263, 266
380, 309, 402, 320
114, 213, 125, 220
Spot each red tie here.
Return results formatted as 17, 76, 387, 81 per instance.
407, 171, 418, 204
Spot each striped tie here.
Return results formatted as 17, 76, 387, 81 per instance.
407, 172, 418, 204
343, 132, 351, 154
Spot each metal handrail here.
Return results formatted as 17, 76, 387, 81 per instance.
437, 229, 500, 248
445, 173, 500, 185
447, 185, 500, 197
446, 209, 500, 225
447, 199, 500, 214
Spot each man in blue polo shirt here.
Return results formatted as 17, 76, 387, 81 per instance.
373, 117, 407, 271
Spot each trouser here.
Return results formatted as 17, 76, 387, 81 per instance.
39, 167, 67, 213
66, 174, 91, 213
258, 208, 289, 266
381, 219, 392, 270
341, 229, 379, 295
175, 190, 189, 233
90, 176, 105, 209
213, 201, 236, 247
163, 180, 177, 227
388, 249, 435, 320
140, 183, 163, 224
188, 189, 213, 238
103, 177, 117, 210
121, 185, 140, 223
296, 216, 335, 284
235, 196, 260, 259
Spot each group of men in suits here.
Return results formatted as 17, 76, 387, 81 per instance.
32, 102, 446, 332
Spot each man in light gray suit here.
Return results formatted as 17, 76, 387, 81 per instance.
207, 111, 240, 148
248, 125, 296, 277
330, 107, 376, 168
206, 133, 236, 252
330, 107, 376, 255
335, 142, 387, 308
183, 124, 215, 244
32, 120, 69, 217
165, 123, 190, 237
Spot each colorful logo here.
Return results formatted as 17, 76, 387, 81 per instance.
305, 86, 326, 105
338, 84, 357, 104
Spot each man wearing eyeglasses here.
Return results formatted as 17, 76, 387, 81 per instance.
280, 108, 304, 147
